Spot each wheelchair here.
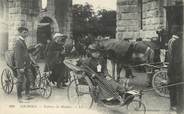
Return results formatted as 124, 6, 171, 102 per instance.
64, 59, 146, 114
1, 50, 52, 98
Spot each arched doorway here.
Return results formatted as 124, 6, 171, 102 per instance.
37, 17, 53, 44
37, 17, 55, 59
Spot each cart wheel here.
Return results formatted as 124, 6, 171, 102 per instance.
127, 99, 146, 114
67, 76, 94, 108
39, 77, 52, 98
152, 70, 169, 97
1, 68, 14, 94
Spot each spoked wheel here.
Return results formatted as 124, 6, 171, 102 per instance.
127, 99, 146, 114
39, 77, 52, 98
67, 76, 94, 108
1, 68, 14, 94
152, 70, 169, 98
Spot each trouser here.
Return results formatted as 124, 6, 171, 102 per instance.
17, 69, 31, 99
168, 77, 180, 107
167, 65, 182, 107
146, 72, 153, 85
169, 84, 178, 107
124, 66, 133, 78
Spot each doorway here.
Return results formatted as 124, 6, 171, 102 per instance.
37, 17, 54, 59
166, 6, 183, 36
37, 17, 53, 44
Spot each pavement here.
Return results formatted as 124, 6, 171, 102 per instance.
0, 58, 176, 114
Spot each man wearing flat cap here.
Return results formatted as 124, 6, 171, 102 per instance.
45, 33, 67, 88
14, 27, 32, 102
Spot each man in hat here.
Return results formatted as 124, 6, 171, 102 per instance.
45, 33, 67, 88
167, 32, 183, 111
14, 27, 32, 102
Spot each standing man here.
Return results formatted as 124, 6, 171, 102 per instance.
14, 27, 32, 102
167, 32, 182, 111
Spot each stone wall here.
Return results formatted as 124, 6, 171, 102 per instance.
141, 0, 164, 39
37, 0, 59, 38
116, 0, 139, 40
0, 0, 8, 56
116, 0, 183, 40
55, 0, 72, 38
8, 0, 39, 49
7, 0, 72, 49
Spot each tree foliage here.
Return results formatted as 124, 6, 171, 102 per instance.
72, 3, 116, 39
97, 9, 116, 38
72, 3, 94, 37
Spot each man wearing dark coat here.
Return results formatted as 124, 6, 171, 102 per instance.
14, 27, 32, 102
45, 33, 67, 88
167, 33, 183, 111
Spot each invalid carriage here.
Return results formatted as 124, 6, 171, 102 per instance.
63, 40, 169, 113
1, 50, 52, 98
64, 59, 146, 114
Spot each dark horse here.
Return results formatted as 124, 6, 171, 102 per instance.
94, 39, 155, 82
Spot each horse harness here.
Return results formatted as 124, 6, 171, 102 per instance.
130, 41, 154, 62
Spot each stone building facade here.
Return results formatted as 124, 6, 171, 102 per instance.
0, 0, 72, 56
116, 0, 183, 40
0, 0, 8, 56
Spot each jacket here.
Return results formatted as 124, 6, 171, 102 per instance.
14, 37, 30, 69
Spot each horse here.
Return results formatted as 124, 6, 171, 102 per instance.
95, 39, 155, 82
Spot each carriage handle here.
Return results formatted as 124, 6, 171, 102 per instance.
125, 62, 168, 69
123, 82, 184, 106
139, 82, 184, 94
125, 81, 184, 100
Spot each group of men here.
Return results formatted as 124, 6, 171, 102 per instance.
14, 27, 67, 103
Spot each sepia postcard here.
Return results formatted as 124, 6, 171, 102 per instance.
0, 0, 183, 114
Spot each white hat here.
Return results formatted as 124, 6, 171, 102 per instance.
172, 35, 179, 39
53, 33, 64, 39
